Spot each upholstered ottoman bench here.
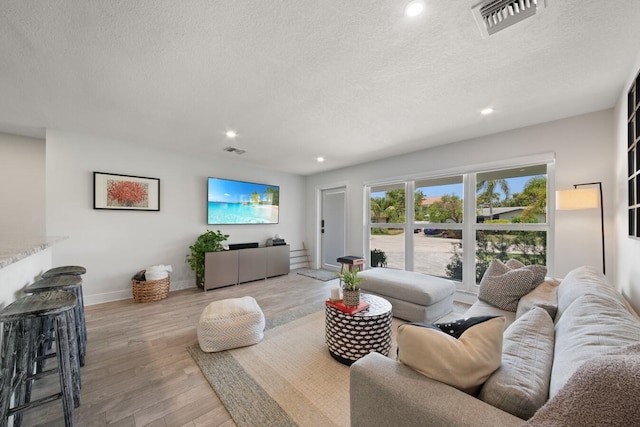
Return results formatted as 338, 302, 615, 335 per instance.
358, 268, 455, 322
197, 296, 266, 352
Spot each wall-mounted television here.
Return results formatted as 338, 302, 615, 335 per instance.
207, 177, 280, 225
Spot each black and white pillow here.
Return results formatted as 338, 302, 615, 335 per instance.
424, 315, 500, 339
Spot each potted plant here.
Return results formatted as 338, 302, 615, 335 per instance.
370, 248, 387, 268
337, 269, 364, 307
186, 230, 229, 287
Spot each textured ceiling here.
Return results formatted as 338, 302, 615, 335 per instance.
2, 1, 640, 175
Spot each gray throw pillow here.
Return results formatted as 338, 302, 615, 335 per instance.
479, 307, 554, 419
505, 259, 547, 286
479, 259, 535, 312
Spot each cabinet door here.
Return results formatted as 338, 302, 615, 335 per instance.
238, 247, 268, 283
204, 251, 239, 290
267, 245, 290, 277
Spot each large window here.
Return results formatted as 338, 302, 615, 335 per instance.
414, 176, 464, 281
366, 161, 551, 295
370, 183, 406, 270
474, 165, 548, 283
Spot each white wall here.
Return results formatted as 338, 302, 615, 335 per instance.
614, 49, 640, 314
306, 109, 615, 282
0, 133, 46, 237
46, 129, 306, 304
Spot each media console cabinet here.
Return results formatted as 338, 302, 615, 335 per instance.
203, 245, 290, 291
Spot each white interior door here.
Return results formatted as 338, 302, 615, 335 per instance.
321, 188, 346, 270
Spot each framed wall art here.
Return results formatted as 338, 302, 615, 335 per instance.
93, 172, 160, 211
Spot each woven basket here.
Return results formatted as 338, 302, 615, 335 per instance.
132, 271, 170, 303
343, 289, 360, 307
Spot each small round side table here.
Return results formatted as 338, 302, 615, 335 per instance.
325, 293, 392, 366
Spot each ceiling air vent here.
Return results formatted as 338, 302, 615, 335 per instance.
472, 0, 546, 37
223, 146, 246, 155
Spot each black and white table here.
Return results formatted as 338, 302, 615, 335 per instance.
325, 293, 393, 365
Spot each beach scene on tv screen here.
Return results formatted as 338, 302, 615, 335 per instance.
208, 178, 279, 224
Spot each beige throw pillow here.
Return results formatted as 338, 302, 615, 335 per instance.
479, 259, 535, 311
397, 316, 505, 395
516, 280, 559, 320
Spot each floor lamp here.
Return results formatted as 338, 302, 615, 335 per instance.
556, 182, 605, 274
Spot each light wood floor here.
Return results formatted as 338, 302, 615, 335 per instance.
21, 272, 468, 426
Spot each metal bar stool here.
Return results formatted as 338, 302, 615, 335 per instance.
0, 291, 80, 427
25, 276, 86, 367
41, 266, 86, 279
41, 266, 87, 354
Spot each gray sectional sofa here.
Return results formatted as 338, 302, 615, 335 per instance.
350, 266, 640, 426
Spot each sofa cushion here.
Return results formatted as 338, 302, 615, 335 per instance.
550, 293, 640, 397
505, 259, 547, 287
479, 307, 554, 420
397, 316, 505, 395
524, 344, 640, 426
478, 259, 535, 312
465, 299, 516, 329
555, 265, 625, 321
516, 279, 559, 320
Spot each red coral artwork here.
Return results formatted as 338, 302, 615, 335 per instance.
107, 179, 149, 207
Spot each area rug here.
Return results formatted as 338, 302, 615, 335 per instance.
187, 303, 403, 427
296, 268, 337, 282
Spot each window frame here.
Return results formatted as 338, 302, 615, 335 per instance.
364, 153, 556, 295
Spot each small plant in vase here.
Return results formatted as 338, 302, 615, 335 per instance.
337, 269, 364, 307
370, 248, 388, 268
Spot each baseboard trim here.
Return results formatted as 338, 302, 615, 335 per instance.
84, 279, 197, 306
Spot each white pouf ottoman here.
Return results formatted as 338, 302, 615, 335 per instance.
197, 296, 266, 352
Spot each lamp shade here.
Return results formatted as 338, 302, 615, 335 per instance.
556, 188, 599, 210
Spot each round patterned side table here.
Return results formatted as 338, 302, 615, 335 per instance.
325, 293, 393, 366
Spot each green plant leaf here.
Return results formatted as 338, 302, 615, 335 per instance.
186, 229, 229, 286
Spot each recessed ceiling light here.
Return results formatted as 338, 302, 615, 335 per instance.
225, 130, 237, 138
316, 157, 325, 163
405, 0, 425, 17
480, 107, 494, 115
